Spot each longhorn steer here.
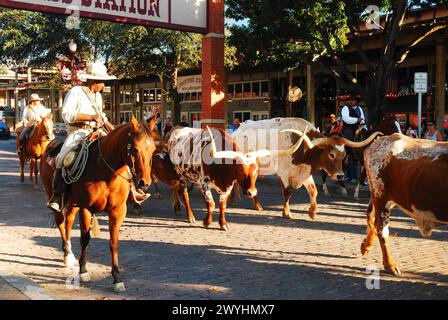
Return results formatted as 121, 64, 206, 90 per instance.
361, 133, 448, 276
167, 126, 305, 230
233, 118, 381, 219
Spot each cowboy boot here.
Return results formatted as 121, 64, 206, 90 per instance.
17, 136, 25, 156
48, 168, 65, 212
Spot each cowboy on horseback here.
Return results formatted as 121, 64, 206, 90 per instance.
48, 62, 116, 212
17, 93, 51, 156
340, 95, 367, 183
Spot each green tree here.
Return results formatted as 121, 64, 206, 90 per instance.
226, 0, 448, 124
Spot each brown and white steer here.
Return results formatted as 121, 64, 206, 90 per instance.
361, 133, 448, 276
167, 126, 305, 231
233, 118, 381, 219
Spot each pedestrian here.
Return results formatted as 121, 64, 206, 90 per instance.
163, 117, 173, 138
424, 121, 443, 141
48, 62, 116, 212
229, 118, 240, 132
405, 125, 417, 138
17, 93, 51, 156
179, 115, 189, 127
156, 112, 162, 135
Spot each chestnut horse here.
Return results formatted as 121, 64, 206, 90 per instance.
40, 115, 156, 293
16, 113, 54, 189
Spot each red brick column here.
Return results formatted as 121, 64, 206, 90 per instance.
201, 0, 225, 129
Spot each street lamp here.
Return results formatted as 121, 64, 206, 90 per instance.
69, 40, 77, 85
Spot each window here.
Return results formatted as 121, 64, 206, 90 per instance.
142, 88, 162, 103
120, 90, 131, 104
228, 81, 269, 99
243, 82, 251, 98
190, 112, 201, 127
252, 82, 260, 98
261, 81, 269, 97
252, 112, 269, 121
233, 111, 251, 122
235, 83, 243, 98
120, 110, 140, 123
227, 84, 234, 98
181, 91, 202, 102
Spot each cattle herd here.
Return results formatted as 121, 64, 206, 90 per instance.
149, 117, 448, 277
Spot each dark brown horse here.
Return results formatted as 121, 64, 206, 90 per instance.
40, 115, 157, 293
16, 113, 54, 189
321, 116, 401, 198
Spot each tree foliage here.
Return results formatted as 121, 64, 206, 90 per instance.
226, 0, 448, 123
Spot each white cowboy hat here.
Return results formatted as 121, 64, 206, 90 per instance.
79, 62, 117, 81
29, 93, 44, 102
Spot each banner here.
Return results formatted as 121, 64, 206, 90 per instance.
60, 60, 86, 85
1, 0, 207, 34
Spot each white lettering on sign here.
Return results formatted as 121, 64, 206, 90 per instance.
414, 72, 428, 93
5, 0, 207, 32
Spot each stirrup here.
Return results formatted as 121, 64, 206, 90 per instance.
48, 195, 63, 212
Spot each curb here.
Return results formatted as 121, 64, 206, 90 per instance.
0, 267, 59, 300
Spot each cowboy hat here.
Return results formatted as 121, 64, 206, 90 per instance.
29, 93, 44, 103
78, 62, 117, 81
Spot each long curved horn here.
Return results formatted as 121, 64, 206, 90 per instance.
280, 128, 314, 149
342, 131, 383, 148
206, 126, 243, 160
247, 126, 308, 158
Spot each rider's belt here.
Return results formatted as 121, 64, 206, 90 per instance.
69, 123, 93, 130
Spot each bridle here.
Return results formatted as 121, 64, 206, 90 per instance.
41, 119, 54, 141
97, 132, 140, 184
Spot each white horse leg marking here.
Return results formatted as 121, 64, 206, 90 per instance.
354, 184, 360, 199
322, 182, 330, 196
64, 240, 76, 267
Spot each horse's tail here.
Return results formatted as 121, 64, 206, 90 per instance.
91, 214, 100, 237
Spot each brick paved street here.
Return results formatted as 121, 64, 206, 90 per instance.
0, 137, 447, 300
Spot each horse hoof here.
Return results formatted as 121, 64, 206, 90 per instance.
80, 272, 91, 283
202, 220, 211, 228
64, 254, 76, 267
188, 217, 196, 224
360, 242, 372, 256
220, 224, 230, 231
385, 266, 401, 277
308, 209, 317, 220
114, 282, 127, 293
255, 205, 264, 211
282, 212, 291, 219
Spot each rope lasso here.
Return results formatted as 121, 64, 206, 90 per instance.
62, 139, 94, 184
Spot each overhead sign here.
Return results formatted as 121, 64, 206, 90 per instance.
177, 75, 201, 93
0, 0, 208, 33
414, 72, 427, 93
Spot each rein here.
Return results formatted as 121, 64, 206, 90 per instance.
97, 132, 138, 184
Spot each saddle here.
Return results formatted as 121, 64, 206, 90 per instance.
46, 136, 66, 158
45, 129, 107, 170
